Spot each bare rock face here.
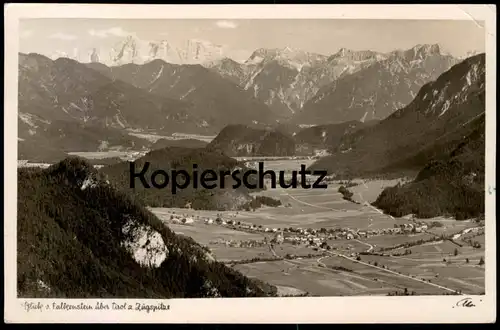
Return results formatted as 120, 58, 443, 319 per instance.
121, 216, 169, 268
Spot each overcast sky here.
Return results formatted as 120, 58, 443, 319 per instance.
19, 19, 485, 62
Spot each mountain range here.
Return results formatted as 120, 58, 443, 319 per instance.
207, 47, 386, 118
47, 37, 461, 123
207, 44, 458, 122
309, 53, 486, 178
19, 42, 478, 164
18, 52, 274, 160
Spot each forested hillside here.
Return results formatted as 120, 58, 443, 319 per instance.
18, 157, 276, 298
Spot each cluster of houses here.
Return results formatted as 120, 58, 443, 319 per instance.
165, 210, 432, 255
208, 238, 267, 248
397, 222, 429, 234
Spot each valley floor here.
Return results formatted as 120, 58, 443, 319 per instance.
150, 159, 485, 297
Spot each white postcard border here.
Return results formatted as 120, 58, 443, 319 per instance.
4, 4, 497, 324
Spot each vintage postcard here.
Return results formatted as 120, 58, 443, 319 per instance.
4, 3, 496, 323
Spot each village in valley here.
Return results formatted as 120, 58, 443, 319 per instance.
150, 161, 485, 297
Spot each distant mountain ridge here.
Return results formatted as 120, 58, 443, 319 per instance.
293, 44, 459, 125
207, 47, 387, 118
43, 42, 465, 126
19, 44, 480, 163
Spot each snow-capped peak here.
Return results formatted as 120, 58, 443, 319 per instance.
82, 35, 226, 66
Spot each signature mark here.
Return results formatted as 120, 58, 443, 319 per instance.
453, 297, 481, 308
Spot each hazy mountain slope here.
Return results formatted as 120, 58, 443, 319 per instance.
19, 53, 207, 133
18, 157, 276, 298
87, 60, 276, 130
294, 44, 458, 125
18, 119, 151, 157
293, 120, 378, 151
207, 125, 296, 157
102, 147, 261, 210
309, 53, 485, 178
18, 142, 69, 163
373, 115, 485, 220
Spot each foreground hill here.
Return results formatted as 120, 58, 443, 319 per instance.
373, 114, 485, 220
207, 125, 296, 157
19, 53, 207, 133
309, 53, 485, 178
101, 147, 260, 210
294, 44, 458, 125
86, 59, 276, 130
18, 157, 276, 298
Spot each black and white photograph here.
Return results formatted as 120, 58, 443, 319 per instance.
4, 4, 496, 324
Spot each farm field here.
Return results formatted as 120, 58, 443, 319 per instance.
167, 223, 265, 245
232, 257, 394, 296
325, 239, 371, 254
211, 246, 276, 262
362, 233, 437, 250
150, 159, 486, 297
419, 217, 479, 236
355, 252, 485, 295
460, 233, 485, 247
233, 255, 453, 296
